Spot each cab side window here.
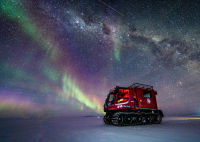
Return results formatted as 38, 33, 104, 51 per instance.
117, 89, 129, 103
143, 90, 152, 98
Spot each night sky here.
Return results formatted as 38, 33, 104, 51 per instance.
0, 0, 200, 118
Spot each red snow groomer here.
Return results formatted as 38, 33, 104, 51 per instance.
103, 83, 164, 126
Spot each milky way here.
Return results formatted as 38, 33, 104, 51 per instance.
0, 0, 200, 117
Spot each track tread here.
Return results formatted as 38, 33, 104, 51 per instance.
104, 112, 162, 126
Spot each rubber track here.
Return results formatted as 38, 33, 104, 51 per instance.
104, 112, 161, 126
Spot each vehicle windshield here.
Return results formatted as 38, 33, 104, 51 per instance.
108, 93, 115, 102
105, 92, 116, 107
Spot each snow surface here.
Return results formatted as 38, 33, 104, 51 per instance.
0, 116, 200, 142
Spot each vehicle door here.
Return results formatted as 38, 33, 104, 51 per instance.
140, 89, 157, 109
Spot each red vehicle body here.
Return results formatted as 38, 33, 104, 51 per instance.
103, 83, 164, 126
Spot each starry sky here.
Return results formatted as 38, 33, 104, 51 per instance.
0, 0, 200, 118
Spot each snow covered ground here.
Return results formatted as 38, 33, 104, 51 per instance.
0, 116, 200, 142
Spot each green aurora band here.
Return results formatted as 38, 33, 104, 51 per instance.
62, 74, 103, 114
0, 0, 104, 115
112, 33, 121, 62
0, 0, 58, 59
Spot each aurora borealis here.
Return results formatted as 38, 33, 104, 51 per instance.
0, 0, 200, 118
